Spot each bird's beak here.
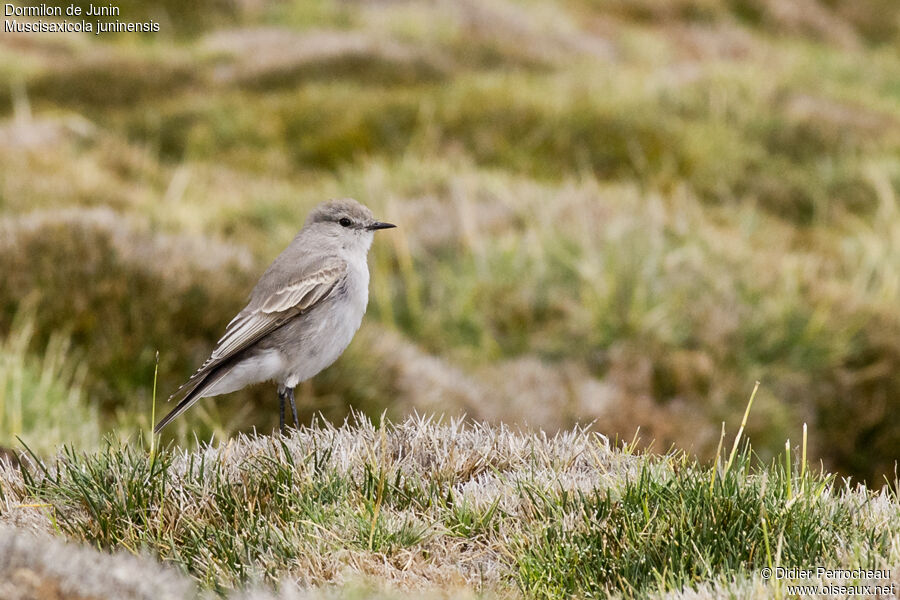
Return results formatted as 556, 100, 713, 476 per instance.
367, 221, 396, 230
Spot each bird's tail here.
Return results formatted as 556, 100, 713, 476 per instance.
153, 390, 202, 434
153, 364, 231, 434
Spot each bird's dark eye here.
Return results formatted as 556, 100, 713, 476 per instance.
339, 217, 352, 227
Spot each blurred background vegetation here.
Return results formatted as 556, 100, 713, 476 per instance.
1, 0, 899, 484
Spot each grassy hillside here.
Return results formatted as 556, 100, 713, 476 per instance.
1, 418, 898, 599
1, 0, 899, 508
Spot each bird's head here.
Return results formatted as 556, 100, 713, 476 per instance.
306, 198, 396, 251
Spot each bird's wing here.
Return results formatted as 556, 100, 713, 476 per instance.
169, 260, 348, 399
211, 261, 347, 361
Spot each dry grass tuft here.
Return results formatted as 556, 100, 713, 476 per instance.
0, 417, 896, 599
0, 416, 632, 594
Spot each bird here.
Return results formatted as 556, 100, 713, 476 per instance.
154, 198, 396, 434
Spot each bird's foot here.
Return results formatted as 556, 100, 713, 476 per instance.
287, 387, 299, 430
278, 387, 287, 434
278, 386, 299, 433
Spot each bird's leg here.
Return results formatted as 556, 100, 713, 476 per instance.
278, 386, 287, 433
287, 387, 299, 429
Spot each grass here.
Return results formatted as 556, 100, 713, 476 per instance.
0, 315, 100, 455
516, 461, 849, 597
1, 416, 897, 598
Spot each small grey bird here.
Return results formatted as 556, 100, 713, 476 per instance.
154, 198, 395, 434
